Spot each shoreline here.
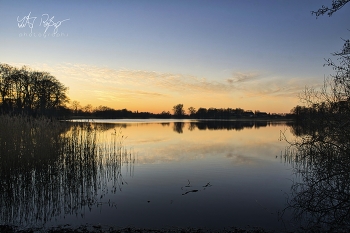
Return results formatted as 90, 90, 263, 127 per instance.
65, 116, 294, 121
0, 224, 274, 233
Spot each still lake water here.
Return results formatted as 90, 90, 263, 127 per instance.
1, 119, 300, 231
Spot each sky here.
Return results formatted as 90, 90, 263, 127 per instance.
1, 0, 349, 114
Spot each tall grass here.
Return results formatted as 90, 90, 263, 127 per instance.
0, 115, 134, 227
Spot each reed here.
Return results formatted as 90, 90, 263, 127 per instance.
0, 115, 134, 227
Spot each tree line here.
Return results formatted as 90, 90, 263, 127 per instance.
171, 103, 282, 119
69, 102, 285, 119
0, 63, 69, 116
289, 99, 350, 121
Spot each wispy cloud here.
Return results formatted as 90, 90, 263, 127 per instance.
45, 63, 236, 94
7, 62, 324, 102
227, 72, 261, 84
240, 76, 323, 98
90, 88, 169, 103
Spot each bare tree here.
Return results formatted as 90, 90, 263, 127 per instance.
0, 63, 69, 115
188, 106, 196, 116
82, 104, 93, 113
71, 101, 81, 115
312, 0, 350, 17
172, 104, 185, 116
282, 2, 350, 231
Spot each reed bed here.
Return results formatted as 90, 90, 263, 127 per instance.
0, 115, 134, 227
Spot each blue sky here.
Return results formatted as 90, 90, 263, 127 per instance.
1, 0, 349, 113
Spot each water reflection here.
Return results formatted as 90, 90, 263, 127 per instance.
72, 119, 290, 133
173, 122, 185, 133
1, 118, 295, 230
283, 121, 350, 231
180, 120, 286, 132
0, 119, 134, 226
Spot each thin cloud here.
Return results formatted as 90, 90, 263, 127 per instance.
239, 76, 323, 98
227, 72, 261, 84
48, 63, 238, 94
7, 62, 324, 101
91, 89, 168, 103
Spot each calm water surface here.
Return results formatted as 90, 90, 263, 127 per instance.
2, 119, 299, 231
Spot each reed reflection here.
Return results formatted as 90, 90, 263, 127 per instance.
283, 121, 350, 231
0, 116, 134, 226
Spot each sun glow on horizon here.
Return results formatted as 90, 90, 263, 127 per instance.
0, 59, 326, 115
4, 62, 313, 114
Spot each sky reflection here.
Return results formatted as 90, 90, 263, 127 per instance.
61, 121, 296, 230
1, 120, 297, 231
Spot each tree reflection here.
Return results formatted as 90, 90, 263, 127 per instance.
284, 121, 350, 231
0, 116, 134, 226
171, 120, 286, 133
173, 122, 185, 133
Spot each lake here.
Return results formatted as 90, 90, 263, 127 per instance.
0, 119, 301, 231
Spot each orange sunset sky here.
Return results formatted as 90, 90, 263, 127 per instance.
1, 1, 349, 114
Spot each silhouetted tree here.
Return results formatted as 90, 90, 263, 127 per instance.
188, 106, 196, 116
0, 64, 14, 110
283, 3, 350, 231
35, 73, 69, 114
196, 108, 207, 119
172, 104, 185, 117
71, 101, 81, 115
0, 64, 69, 116
312, 0, 350, 17
82, 104, 93, 113
160, 111, 171, 118
206, 108, 216, 118
290, 1, 350, 123
95, 105, 113, 112
234, 108, 244, 117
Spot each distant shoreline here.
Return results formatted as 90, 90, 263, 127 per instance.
66, 116, 294, 121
